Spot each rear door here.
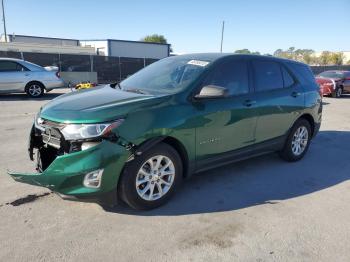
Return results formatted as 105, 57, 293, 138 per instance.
0, 61, 29, 92
194, 58, 258, 167
252, 59, 304, 143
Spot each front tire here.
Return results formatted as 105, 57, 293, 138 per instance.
118, 143, 183, 210
26, 82, 44, 98
279, 119, 311, 162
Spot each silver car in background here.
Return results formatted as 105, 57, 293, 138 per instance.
0, 58, 65, 98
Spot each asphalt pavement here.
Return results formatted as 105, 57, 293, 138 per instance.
0, 89, 349, 262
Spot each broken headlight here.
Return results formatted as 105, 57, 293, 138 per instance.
61, 119, 124, 140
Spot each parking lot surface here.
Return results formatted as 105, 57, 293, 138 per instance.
0, 89, 349, 262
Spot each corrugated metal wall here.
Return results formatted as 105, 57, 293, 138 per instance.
109, 40, 169, 59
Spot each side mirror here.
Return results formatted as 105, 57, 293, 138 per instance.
195, 85, 229, 99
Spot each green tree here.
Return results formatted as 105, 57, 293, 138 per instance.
273, 47, 316, 64
234, 49, 260, 55
273, 49, 283, 57
329, 52, 344, 65
286, 47, 296, 59
141, 34, 173, 52
295, 49, 315, 64
319, 51, 332, 65
234, 49, 251, 54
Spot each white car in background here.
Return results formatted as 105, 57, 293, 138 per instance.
0, 58, 65, 98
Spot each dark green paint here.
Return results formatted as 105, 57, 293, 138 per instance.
8, 54, 322, 199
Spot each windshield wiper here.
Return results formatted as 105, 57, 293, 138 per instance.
110, 82, 122, 89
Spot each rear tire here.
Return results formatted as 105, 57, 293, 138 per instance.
118, 143, 183, 210
279, 119, 311, 162
26, 82, 45, 98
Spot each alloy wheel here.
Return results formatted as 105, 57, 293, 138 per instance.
28, 84, 43, 97
291, 126, 309, 156
135, 155, 175, 201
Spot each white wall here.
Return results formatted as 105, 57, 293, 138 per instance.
109, 40, 169, 59
80, 41, 108, 56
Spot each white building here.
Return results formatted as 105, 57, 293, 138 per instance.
0, 34, 170, 59
80, 39, 170, 59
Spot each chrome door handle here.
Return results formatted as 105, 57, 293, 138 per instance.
291, 91, 301, 97
243, 100, 256, 107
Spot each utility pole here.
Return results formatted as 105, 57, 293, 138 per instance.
1, 0, 7, 42
220, 21, 225, 52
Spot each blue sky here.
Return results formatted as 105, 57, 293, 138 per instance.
2, 0, 349, 54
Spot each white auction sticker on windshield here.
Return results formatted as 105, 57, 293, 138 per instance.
187, 60, 210, 67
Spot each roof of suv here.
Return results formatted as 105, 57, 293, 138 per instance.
0, 57, 23, 62
177, 53, 307, 65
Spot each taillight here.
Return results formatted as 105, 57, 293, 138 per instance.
55, 71, 61, 78
345, 77, 350, 80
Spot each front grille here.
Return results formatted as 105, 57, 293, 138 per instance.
42, 128, 62, 149
36, 118, 65, 150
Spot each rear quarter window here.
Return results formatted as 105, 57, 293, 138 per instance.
288, 63, 316, 85
281, 66, 295, 88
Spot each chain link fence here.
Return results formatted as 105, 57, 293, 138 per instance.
310, 65, 350, 75
1, 50, 349, 82
0, 51, 158, 83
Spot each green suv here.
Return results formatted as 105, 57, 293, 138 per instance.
9, 54, 322, 210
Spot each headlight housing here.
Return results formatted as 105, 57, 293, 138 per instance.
61, 119, 124, 140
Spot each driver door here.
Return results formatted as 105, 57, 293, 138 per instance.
194, 58, 258, 169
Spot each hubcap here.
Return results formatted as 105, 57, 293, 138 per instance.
28, 85, 42, 96
291, 126, 309, 156
135, 155, 175, 201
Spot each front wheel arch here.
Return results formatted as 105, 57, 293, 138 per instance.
118, 142, 183, 210
25, 81, 46, 91
130, 136, 189, 178
25, 81, 46, 97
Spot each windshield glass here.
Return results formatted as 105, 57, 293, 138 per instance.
318, 71, 344, 78
120, 56, 210, 94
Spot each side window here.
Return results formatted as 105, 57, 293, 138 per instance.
203, 59, 249, 96
16, 63, 28, 72
281, 66, 295, 88
289, 63, 316, 85
253, 60, 283, 92
0, 61, 27, 72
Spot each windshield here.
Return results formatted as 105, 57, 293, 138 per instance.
120, 56, 210, 94
318, 71, 344, 79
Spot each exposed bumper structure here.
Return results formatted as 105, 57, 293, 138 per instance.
8, 140, 130, 197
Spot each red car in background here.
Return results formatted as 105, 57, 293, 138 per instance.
315, 77, 335, 97
316, 70, 350, 98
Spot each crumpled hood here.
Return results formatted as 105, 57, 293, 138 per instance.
40, 85, 169, 123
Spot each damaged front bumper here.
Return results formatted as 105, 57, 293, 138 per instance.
8, 139, 130, 197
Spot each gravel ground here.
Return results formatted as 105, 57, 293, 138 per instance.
0, 89, 349, 262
